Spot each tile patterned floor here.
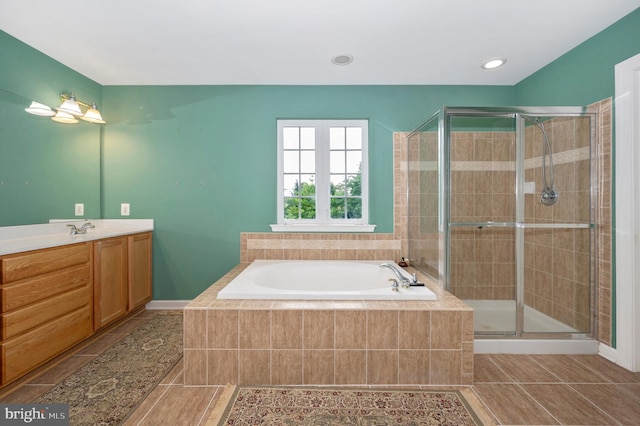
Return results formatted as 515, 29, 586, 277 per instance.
473, 354, 640, 425
2, 310, 640, 425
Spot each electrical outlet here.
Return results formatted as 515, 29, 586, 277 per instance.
75, 203, 84, 216
121, 203, 130, 216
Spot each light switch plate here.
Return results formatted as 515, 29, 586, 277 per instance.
121, 203, 130, 216
75, 203, 84, 216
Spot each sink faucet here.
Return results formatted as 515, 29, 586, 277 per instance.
380, 263, 411, 288
67, 222, 95, 235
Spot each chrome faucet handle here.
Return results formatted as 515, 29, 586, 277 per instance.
80, 222, 95, 230
66, 224, 80, 235
388, 278, 399, 292
411, 273, 418, 283
401, 278, 411, 289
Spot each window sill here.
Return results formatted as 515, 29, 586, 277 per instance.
269, 224, 377, 233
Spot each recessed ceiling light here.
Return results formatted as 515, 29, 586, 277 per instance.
332, 54, 354, 66
481, 58, 507, 69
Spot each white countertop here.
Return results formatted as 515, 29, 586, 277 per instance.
0, 219, 154, 256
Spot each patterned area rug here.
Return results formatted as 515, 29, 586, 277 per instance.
34, 311, 183, 425
208, 385, 494, 425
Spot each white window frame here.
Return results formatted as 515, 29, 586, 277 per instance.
271, 119, 375, 232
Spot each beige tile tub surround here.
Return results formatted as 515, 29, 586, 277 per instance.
184, 266, 473, 386
240, 233, 403, 264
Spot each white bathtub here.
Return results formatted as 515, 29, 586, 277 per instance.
217, 260, 437, 300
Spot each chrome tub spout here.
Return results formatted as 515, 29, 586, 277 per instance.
379, 262, 410, 288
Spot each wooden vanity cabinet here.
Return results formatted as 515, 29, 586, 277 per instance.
0, 231, 153, 386
93, 232, 153, 330
93, 236, 128, 330
0, 243, 93, 385
128, 232, 153, 311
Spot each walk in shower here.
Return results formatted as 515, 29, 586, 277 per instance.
406, 107, 597, 340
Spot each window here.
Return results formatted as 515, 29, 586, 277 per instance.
272, 119, 374, 232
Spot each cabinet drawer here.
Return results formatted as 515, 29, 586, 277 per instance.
1, 244, 90, 284
1, 284, 91, 340
1, 264, 91, 312
2, 305, 92, 384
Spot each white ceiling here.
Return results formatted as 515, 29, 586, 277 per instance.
1, 0, 639, 86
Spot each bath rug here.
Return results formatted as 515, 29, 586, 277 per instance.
34, 311, 183, 426
207, 385, 495, 425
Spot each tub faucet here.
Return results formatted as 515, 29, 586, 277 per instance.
388, 278, 399, 292
379, 263, 410, 288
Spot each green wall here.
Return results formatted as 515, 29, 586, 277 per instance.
101, 85, 515, 299
515, 7, 640, 105
0, 31, 103, 225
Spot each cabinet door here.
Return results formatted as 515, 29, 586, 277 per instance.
128, 232, 152, 310
94, 237, 128, 330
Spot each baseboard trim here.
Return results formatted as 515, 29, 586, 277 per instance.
145, 300, 190, 310
598, 342, 617, 363
474, 339, 599, 354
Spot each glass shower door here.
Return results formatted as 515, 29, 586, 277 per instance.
406, 112, 443, 282
442, 107, 596, 338
447, 113, 518, 335
520, 113, 595, 335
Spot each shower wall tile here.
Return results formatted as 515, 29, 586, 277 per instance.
494, 286, 514, 300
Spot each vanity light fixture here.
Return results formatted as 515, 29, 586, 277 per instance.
24, 101, 55, 117
25, 93, 106, 124
51, 110, 79, 124
80, 103, 106, 124
481, 58, 507, 69
57, 94, 83, 116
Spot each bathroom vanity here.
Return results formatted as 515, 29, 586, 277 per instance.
0, 220, 153, 386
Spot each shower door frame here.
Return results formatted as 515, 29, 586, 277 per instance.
443, 106, 598, 339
